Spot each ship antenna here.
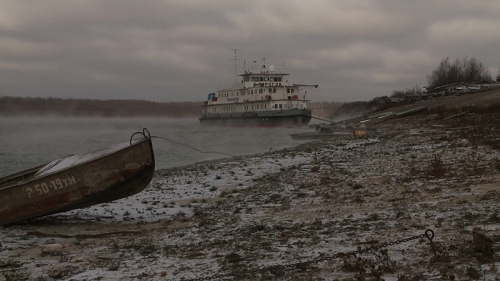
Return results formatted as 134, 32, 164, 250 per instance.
230, 48, 241, 85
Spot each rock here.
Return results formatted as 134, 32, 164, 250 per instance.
225, 252, 243, 263
311, 166, 320, 172
198, 219, 212, 227
8, 260, 21, 268
472, 227, 494, 254
73, 256, 84, 262
269, 266, 285, 276
50, 268, 62, 278
270, 194, 281, 202
41, 244, 65, 256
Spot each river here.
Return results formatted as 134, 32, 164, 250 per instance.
0, 117, 313, 178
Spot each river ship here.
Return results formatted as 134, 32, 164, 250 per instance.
199, 63, 318, 127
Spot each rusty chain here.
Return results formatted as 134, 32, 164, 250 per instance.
178, 229, 436, 281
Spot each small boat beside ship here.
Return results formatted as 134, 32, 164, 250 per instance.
0, 129, 155, 226
289, 125, 377, 140
200, 61, 318, 127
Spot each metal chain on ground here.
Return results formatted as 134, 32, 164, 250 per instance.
179, 229, 436, 281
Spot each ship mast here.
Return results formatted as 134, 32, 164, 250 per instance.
230, 48, 241, 85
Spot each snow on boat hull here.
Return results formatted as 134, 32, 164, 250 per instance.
0, 131, 155, 226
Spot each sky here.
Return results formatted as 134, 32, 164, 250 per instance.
1, 0, 499, 103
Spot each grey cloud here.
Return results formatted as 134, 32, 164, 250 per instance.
0, 0, 499, 102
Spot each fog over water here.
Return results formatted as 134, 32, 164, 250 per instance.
0, 117, 311, 178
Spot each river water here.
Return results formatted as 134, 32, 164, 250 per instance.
0, 117, 313, 178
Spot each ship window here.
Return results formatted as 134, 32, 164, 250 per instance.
268, 88, 272, 93
276, 77, 282, 82
259, 89, 263, 94
300, 104, 304, 109
264, 77, 269, 81
244, 77, 249, 82
273, 88, 276, 93
279, 104, 282, 109
287, 88, 290, 93
291, 89, 295, 93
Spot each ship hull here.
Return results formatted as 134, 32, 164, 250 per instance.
199, 108, 311, 127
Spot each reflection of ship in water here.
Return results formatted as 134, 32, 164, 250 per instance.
200, 61, 318, 127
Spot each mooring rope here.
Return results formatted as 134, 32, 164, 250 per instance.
150, 135, 235, 157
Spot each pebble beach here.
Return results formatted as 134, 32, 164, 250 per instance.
2, 104, 500, 280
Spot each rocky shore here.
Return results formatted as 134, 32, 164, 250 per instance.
2, 94, 500, 280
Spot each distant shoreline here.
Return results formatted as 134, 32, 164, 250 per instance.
0, 96, 202, 118
1, 96, 342, 119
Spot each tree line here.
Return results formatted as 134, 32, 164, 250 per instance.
390, 56, 496, 98
426, 56, 494, 89
0, 96, 202, 117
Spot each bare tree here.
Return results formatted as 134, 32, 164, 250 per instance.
426, 56, 493, 89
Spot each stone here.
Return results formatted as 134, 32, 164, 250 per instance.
225, 252, 243, 263
472, 227, 494, 254
41, 244, 65, 256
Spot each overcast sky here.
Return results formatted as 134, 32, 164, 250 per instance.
1, 1, 499, 102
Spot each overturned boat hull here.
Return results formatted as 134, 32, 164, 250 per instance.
0, 130, 155, 226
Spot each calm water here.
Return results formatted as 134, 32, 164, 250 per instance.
0, 117, 312, 178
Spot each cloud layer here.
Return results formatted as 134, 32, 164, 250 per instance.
1, 0, 499, 102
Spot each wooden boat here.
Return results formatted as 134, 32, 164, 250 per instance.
0, 129, 155, 226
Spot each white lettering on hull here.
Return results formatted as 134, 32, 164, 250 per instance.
25, 176, 77, 198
